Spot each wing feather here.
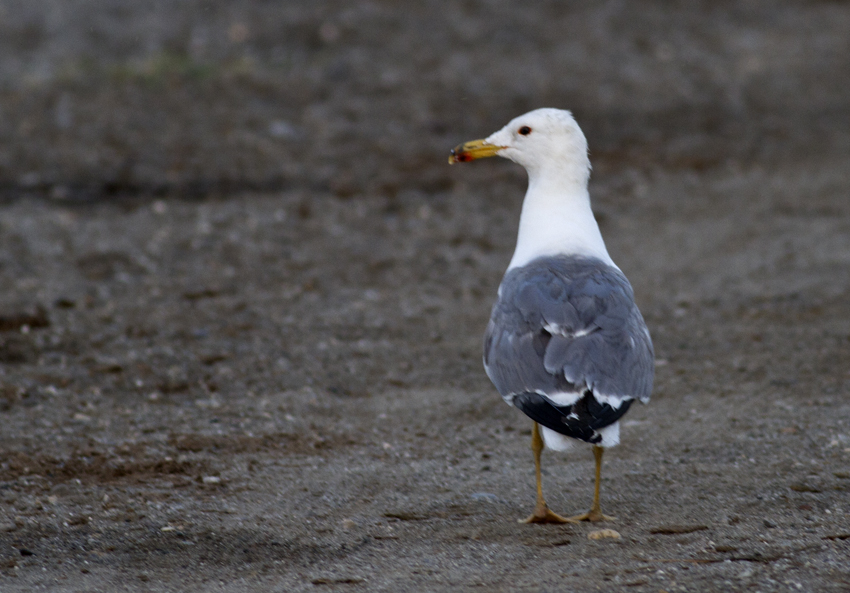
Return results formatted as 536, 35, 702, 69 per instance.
483, 256, 653, 442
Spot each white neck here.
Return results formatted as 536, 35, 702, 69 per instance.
507, 171, 615, 271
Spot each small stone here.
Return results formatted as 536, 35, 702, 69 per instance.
202, 476, 222, 485
268, 120, 299, 139
737, 567, 755, 579
470, 492, 498, 503
341, 519, 356, 530
763, 519, 778, 528
588, 529, 621, 540
67, 515, 89, 526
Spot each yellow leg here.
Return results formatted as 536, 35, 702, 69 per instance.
520, 423, 576, 524
569, 445, 615, 522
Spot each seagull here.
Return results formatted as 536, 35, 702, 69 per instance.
449, 108, 654, 524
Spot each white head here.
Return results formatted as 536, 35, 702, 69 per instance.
450, 108, 613, 269
450, 108, 590, 186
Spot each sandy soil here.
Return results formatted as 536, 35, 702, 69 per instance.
1, 1, 849, 591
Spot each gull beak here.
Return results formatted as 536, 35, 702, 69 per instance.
448, 139, 505, 164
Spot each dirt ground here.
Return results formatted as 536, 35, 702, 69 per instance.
1, 1, 849, 591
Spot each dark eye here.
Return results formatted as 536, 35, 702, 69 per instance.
518, 126, 532, 136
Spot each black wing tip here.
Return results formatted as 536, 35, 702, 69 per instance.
513, 391, 633, 445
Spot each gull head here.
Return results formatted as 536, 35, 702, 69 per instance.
449, 108, 590, 182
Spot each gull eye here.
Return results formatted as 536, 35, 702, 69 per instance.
518, 126, 532, 136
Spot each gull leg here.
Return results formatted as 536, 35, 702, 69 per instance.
569, 445, 615, 522
520, 422, 575, 524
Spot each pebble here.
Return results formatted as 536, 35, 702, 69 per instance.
737, 567, 755, 579
470, 492, 498, 503
202, 476, 222, 484
587, 529, 621, 540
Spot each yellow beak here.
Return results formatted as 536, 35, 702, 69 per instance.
448, 139, 505, 164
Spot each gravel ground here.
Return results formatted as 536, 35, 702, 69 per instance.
1, 1, 849, 591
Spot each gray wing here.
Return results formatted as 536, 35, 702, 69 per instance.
484, 256, 654, 411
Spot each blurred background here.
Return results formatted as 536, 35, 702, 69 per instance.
1, 0, 847, 202
1, 2, 849, 591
